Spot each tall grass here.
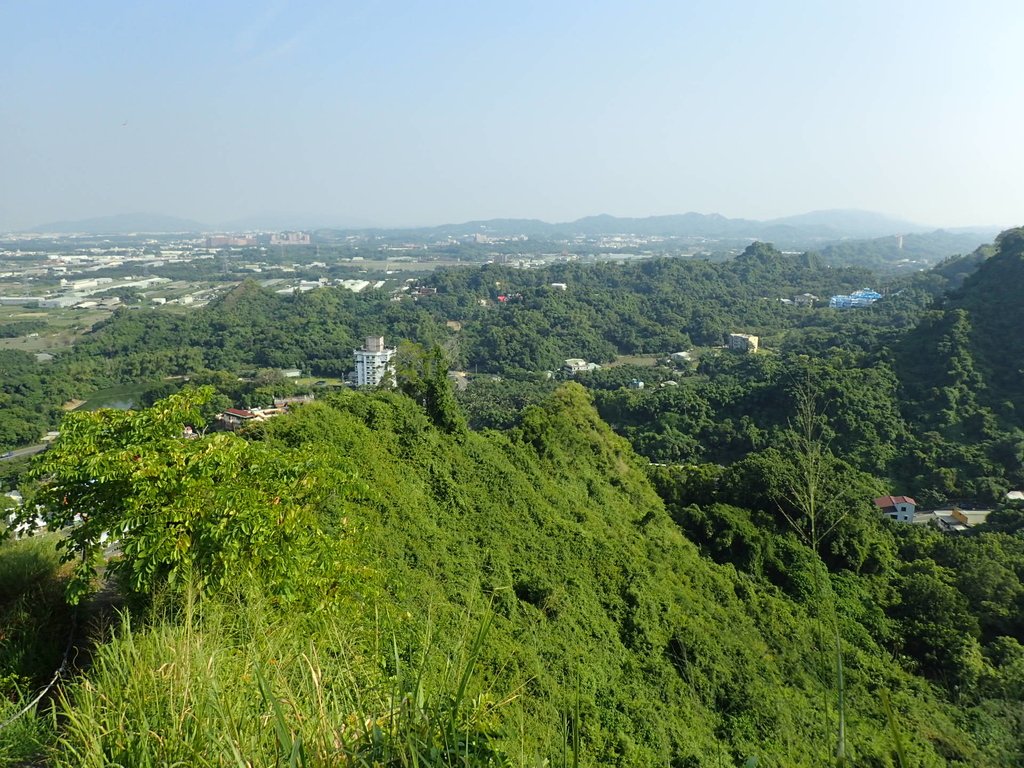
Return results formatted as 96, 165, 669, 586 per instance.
50, 587, 518, 767
0, 535, 67, 765
0, 696, 53, 766
0, 534, 72, 687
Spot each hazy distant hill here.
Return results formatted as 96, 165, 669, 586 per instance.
566, 212, 763, 237
929, 243, 997, 288
28, 213, 207, 234
24, 209, 997, 252
322, 211, 765, 240
816, 229, 997, 270
321, 209, 984, 246
429, 217, 555, 237
765, 209, 926, 239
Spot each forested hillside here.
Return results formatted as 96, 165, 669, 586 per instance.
63, 244, 885, 378
4, 384, 1024, 765
945, 228, 1024, 414
3, 234, 1021, 505
0, 242, 891, 451
889, 228, 1024, 501
815, 231, 993, 271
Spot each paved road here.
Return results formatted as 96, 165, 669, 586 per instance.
0, 443, 47, 462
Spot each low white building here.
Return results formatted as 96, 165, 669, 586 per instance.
564, 358, 588, 375
915, 508, 994, 533
563, 358, 601, 376
728, 333, 759, 352
38, 296, 80, 308
874, 495, 917, 523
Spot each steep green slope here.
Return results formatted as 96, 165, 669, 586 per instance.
897, 227, 1024, 420
816, 230, 991, 272
946, 228, 1024, 416
253, 386, 987, 765
888, 228, 1024, 499
17, 385, 1017, 765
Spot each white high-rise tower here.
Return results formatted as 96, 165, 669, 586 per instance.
354, 335, 396, 387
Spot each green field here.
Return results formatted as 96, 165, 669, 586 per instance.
609, 353, 663, 367
0, 308, 110, 354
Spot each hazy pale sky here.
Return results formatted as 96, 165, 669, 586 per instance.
2, 1, 1022, 230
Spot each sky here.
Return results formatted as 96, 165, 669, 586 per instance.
1, 0, 1022, 230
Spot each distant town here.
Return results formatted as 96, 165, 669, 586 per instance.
0, 227, 782, 347
0, 216, 957, 333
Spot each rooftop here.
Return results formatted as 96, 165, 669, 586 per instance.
874, 495, 917, 508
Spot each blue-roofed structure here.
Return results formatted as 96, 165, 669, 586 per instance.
829, 289, 883, 309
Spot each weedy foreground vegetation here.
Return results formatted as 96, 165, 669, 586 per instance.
2, 377, 1023, 767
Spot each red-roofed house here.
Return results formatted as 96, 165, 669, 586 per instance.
874, 495, 917, 523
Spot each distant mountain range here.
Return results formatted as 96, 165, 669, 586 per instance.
323, 209, 999, 246
21, 209, 1000, 249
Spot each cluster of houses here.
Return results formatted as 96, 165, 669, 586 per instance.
873, 494, 1001, 533
778, 293, 819, 307
218, 336, 400, 401
217, 395, 315, 431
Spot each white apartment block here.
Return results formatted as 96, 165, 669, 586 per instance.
354, 335, 396, 387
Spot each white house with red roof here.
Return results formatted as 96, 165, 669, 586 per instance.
874, 495, 917, 523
